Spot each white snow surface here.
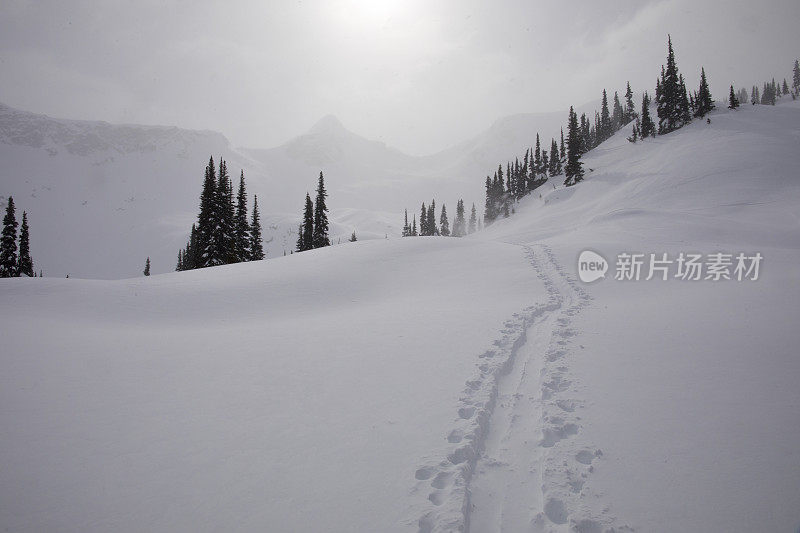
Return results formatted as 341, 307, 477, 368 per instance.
2, 100, 800, 532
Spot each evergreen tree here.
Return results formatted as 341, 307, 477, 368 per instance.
349, 231, 357, 242
411, 214, 418, 236
234, 170, 251, 262
298, 193, 314, 251
640, 91, 656, 138
737, 87, 748, 106
751, 85, 759, 105
143, 257, 151, 276
468, 203, 477, 234
187, 224, 199, 269
439, 204, 450, 236
782, 78, 789, 96
564, 106, 584, 187
559, 128, 566, 162
249, 195, 264, 260
612, 91, 624, 130
176, 250, 183, 272
600, 89, 612, 142
1, 196, 19, 277
453, 199, 466, 237
657, 36, 684, 133
728, 85, 739, 109
312, 172, 330, 248
794, 59, 800, 95
533, 134, 542, 176
196, 156, 217, 268
428, 200, 438, 235
549, 139, 560, 176
17, 211, 33, 277
213, 159, 236, 265
624, 81, 636, 123
402, 209, 409, 237
694, 67, 715, 117
420, 202, 428, 235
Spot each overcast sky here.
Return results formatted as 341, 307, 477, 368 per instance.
1, 0, 798, 155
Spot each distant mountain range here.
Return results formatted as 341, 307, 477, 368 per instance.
0, 100, 596, 278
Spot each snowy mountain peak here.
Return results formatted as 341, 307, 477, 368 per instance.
308, 114, 347, 135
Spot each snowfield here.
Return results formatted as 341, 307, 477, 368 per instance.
2, 100, 800, 532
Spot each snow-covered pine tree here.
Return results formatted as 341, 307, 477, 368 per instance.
234, 170, 251, 262
793, 59, 800, 95
420, 202, 428, 235
17, 211, 33, 277
196, 156, 217, 268
728, 85, 739, 109
143, 257, 150, 276
411, 214, 418, 236
213, 159, 236, 265
624, 81, 636, 123
549, 139, 560, 176
678, 74, 692, 125
176, 250, 183, 271
533, 135, 542, 177
782, 78, 789, 96
428, 200, 438, 235
751, 85, 759, 105
1, 196, 19, 277
657, 36, 685, 134
402, 209, 409, 237
349, 231, 357, 242
312, 171, 330, 248
599, 89, 611, 143
439, 204, 450, 236
453, 199, 466, 237
612, 91, 623, 131
695, 67, 714, 117
468, 203, 477, 234
298, 192, 314, 251
559, 128, 566, 163
640, 91, 656, 138
249, 195, 264, 260
564, 106, 584, 187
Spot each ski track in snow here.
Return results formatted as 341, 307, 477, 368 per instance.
411, 245, 631, 532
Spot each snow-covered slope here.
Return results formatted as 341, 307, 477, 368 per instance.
0, 101, 584, 278
2, 100, 798, 532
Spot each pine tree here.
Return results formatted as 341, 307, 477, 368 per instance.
612, 91, 624, 131
349, 231, 357, 242
196, 156, 217, 268
298, 193, 314, 251
17, 211, 33, 277
249, 195, 264, 260
564, 106, 584, 187
751, 85, 759, 105
453, 199, 466, 237
640, 91, 655, 138
468, 203, 477, 234
312, 171, 330, 248
212, 159, 235, 265
428, 200, 438, 235
782, 78, 789, 96
176, 249, 183, 271
657, 35, 684, 134
624, 81, 636, 123
694, 67, 715, 117
439, 204, 450, 236
559, 128, 566, 162
420, 202, 428, 235
402, 209, 409, 237
143, 257, 151, 276
793, 59, 800, 95
411, 214, 418, 236
234, 170, 251, 262
549, 139, 560, 176
1, 196, 19, 277
737, 87, 748, 105
600, 89, 612, 142
533, 135, 542, 176
728, 85, 739, 109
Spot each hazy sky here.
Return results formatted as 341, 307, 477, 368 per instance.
1, 0, 798, 155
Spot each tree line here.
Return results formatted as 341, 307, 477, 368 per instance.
401, 199, 478, 237
176, 156, 263, 271
1, 196, 36, 277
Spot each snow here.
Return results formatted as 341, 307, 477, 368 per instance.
2, 99, 800, 532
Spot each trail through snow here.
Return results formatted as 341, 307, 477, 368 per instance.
411, 245, 629, 532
